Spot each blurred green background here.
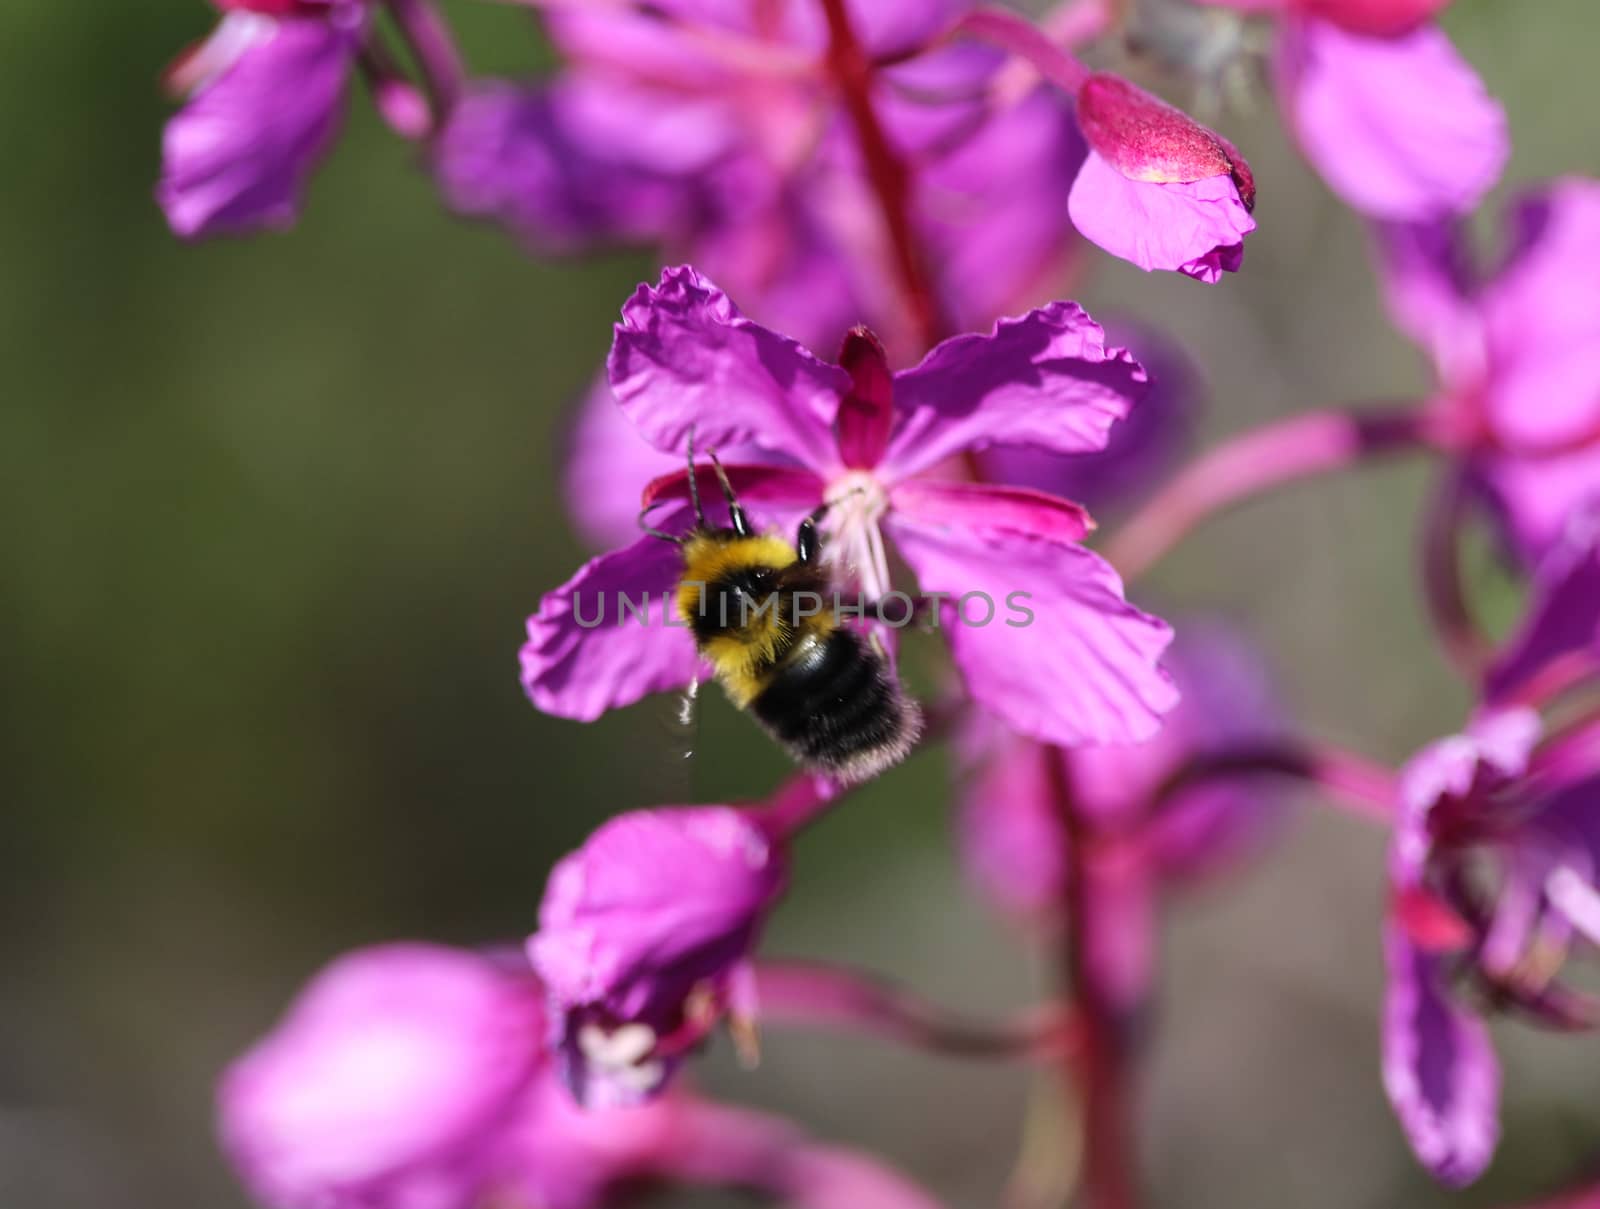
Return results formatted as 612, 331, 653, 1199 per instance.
3, 1, 1597, 1206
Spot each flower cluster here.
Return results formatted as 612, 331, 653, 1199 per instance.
157, 0, 1600, 1205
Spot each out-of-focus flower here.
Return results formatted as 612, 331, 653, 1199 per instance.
1067, 73, 1256, 282
1373, 179, 1600, 567
1381, 525, 1600, 1185
529, 806, 788, 1106
158, 0, 369, 238
521, 266, 1177, 748
1199, 0, 1505, 220
218, 942, 949, 1209
433, 2, 1085, 358
217, 943, 543, 1209
956, 621, 1284, 1010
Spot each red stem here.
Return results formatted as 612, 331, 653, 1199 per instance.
818, 0, 945, 354
1146, 741, 1397, 826
1048, 756, 1141, 1209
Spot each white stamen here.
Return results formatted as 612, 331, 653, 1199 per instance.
577, 1021, 658, 1069
823, 471, 891, 601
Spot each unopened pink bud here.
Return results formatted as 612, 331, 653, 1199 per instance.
1075, 74, 1254, 209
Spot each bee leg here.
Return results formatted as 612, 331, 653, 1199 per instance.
677, 675, 700, 735
705, 449, 751, 537
795, 502, 831, 564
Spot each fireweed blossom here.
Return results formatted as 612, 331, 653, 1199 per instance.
521, 266, 1178, 748
217, 941, 947, 1209
1375, 178, 1600, 567
434, 0, 1257, 331
1382, 515, 1600, 1186
529, 805, 788, 1106
1193, 0, 1507, 219
957, 621, 1285, 1012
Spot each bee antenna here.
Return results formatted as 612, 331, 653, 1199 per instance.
706, 448, 750, 538
685, 426, 705, 527
638, 500, 685, 545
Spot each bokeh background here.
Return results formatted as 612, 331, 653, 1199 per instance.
4, 1, 1598, 1206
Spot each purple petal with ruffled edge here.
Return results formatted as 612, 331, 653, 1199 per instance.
978, 320, 1201, 517
1277, 19, 1507, 222
218, 944, 542, 1209
158, 15, 356, 238
1479, 179, 1600, 451
1381, 924, 1500, 1185
1067, 151, 1254, 283
886, 492, 1178, 745
881, 302, 1147, 480
1485, 505, 1600, 702
520, 528, 702, 721
609, 267, 850, 471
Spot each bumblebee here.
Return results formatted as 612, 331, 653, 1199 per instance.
645, 448, 921, 782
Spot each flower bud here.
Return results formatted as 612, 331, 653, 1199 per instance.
530, 807, 788, 1106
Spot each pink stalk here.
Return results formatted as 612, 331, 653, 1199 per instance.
949, 6, 1093, 92
1148, 741, 1398, 826
1104, 405, 1439, 579
754, 960, 1076, 1060
385, 0, 464, 120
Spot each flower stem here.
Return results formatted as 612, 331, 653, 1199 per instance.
1103, 405, 1438, 580
1147, 740, 1397, 826
1048, 754, 1142, 1209
951, 6, 1093, 92
818, 0, 946, 354
754, 961, 1076, 1060
384, 0, 464, 125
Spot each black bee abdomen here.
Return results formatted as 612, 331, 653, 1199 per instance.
749, 629, 916, 780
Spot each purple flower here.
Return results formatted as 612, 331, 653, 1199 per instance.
158, 1, 365, 238
1276, 17, 1507, 221
217, 943, 544, 1209
529, 806, 788, 1106
522, 267, 1177, 748
956, 620, 1284, 930
1067, 74, 1256, 282
1381, 546, 1600, 1184
1372, 179, 1600, 567
1194, 0, 1452, 37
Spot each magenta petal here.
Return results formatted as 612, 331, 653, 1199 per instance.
1471, 443, 1600, 570
881, 302, 1148, 479
1480, 179, 1600, 451
564, 375, 685, 550
158, 16, 355, 239
978, 319, 1201, 517
890, 481, 1093, 544
217, 944, 541, 1209
886, 509, 1178, 745
1370, 220, 1482, 388
609, 267, 850, 471
1067, 151, 1254, 283
1486, 506, 1600, 702
1381, 925, 1500, 1186
1278, 19, 1507, 221
520, 532, 701, 722
955, 720, 1067, 920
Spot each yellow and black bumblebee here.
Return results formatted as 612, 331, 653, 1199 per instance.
643, 448, 921, 783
